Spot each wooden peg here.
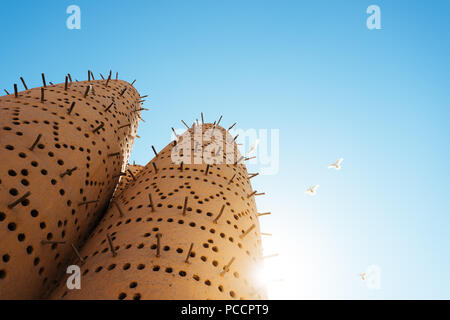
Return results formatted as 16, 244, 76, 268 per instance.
228, 174, 236, 184
205, 164, 210, 176
119, 88, 127, 96
240, 224, 256, 239
100, 73, 105, 80
131, 79, 136, 86
78, 200, 98, 207
148, 193, 155, 212
255, 192, 265, 196
220, 257, 236, 276
151, 145, 158, 157
235, 156, 244, 165
29, 134, 42, 151
152, 162, 158, 173
67, 73, 72, 82
156, 233, 162, 257
248, 173, 259, 179
171, 127, 179, 138
71, 243, 85, 264
185, 243, 194, 263
68, 102, 76, 115
118, 123, 131, 129
228, 122, 237, 131
83, 85, 90, 98
60, 167, 78, 178
4, 89, 10, 95
137, 114, 145, 123
105, 71, 111, 87
245, 156, 256, 161
88, 70, 91, 81
105, 101, 114, 112
181, 120, 189, 129
257, 212, 271, 217
182, 196, 188, 216
263, 254, 279, 259
8, 191, 31, 209
14, 84, 18, 98
233, 134, 239, 141
107, 233, 117, 257
213, 205, 225, 224
41, 73, 47, 87
92, 123, 104, 133
64, 76, 68, 91
217, 115, 223, 125
247, 191, 257, 198
127, 169, 136, 181
201, 112, 204, 124
20, 77, 28, 90
113, 200, 124, 217
132, 108, 148, 113
179, 161, 183, 172
40, 88, 45, 102
261, 233, 272, 236
115, 72, 118, 80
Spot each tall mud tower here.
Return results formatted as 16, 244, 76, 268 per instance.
52, 122, 266, 300
0, 74, 142, 299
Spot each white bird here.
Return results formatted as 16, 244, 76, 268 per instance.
359, 272, 367, 281
305, 185, 319, 196
328, 158, 344, 170
247, 139, 260, 156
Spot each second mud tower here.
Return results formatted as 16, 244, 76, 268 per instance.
52, 122, 266, 300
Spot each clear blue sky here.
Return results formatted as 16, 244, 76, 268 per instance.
1, 0, 449, 299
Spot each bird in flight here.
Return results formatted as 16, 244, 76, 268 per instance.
359, 272, 367, 281
305, 185, 319, 195
328, 158, 344, 170
247, 139, 260, 155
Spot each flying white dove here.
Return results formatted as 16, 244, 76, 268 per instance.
305, 185, 319, 196
247, 139, 260, 156
328, 158, 343, 170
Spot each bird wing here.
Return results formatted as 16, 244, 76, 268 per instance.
247, 140, 260, 155
337, 158, 343, 165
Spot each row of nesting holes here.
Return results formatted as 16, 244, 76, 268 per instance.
127, 162, 251, 196
64, 262, 240, 300
122, 181, 254, 231
91, 215, 257, 261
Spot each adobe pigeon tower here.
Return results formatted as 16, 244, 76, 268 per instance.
51, 122, 267, 300
0, 72, 142, 299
